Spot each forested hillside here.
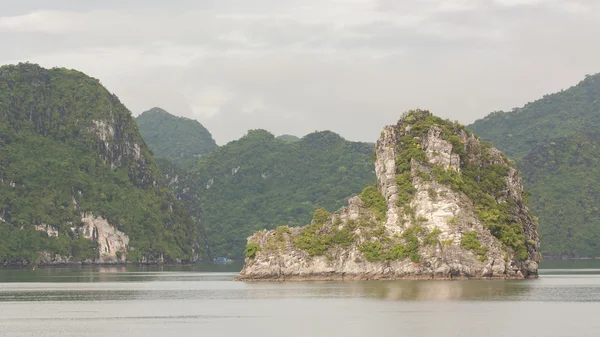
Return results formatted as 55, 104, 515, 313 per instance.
167, 129, 376, 258
0, 63, 201, 265
468, 73, 600, 258
519, 133, 600, 257
469, 73, 600, 159
136, 107, 217, 167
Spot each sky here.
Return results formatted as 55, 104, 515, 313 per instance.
0, 0, 599, 145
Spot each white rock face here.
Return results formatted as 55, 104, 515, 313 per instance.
424, 126, 461, 172
90, 120, 115, 142
35, 224, 59, 237
237, 114, 540, 281
375, 126, 401, 232
80, 213, 129, 263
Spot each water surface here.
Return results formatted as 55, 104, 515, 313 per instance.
1, 261, 599, 337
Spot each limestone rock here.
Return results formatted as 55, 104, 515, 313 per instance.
236, 110, 540, 281
35, 224, 59, 237
80, 213, 129, 263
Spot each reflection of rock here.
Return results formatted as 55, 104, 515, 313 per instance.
349, 280, 531, 301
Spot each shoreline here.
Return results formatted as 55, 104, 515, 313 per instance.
234, 273, 538, 282
0, 261, 220, 269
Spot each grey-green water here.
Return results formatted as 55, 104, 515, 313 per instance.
1, 261, 599, 337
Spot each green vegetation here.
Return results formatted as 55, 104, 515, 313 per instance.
0, 63, 200, 265
171, 129, 375, 259
395, 172, 416, 207
244, 243, 261, 259
423, 228, 442, 245
519, 133, 600, 257
265, 226, 292, 252
396, 110, 528, 260
468, 73, 600, 258
461, 231, 488, 261
358, 225, 424, 263
469, 73, 600, 159
293, 209, 356, 256
359, 185, 387, 220
136, 107, 217, 167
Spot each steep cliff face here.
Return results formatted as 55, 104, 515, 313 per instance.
0, 63, 201, 265
237, 110, 540, 281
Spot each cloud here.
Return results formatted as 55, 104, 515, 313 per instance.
0, 0, 599, 144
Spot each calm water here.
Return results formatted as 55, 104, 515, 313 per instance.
1, 261, 600, 337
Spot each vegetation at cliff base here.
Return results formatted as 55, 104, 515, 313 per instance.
293, 209, 357, 256
461, 230, 488, 261
0, 63, 200, 265
358, 224, 425, 263
468, 73, 600, 258
136, 107, 217, 167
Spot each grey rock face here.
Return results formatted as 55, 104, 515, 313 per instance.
237, 112, 539, 281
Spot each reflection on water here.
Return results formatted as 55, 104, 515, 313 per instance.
351, 280, 531, 301
1, 261, 600, 303
0, 262, 244, 283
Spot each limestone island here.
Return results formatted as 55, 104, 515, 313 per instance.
236, 110, 540, 281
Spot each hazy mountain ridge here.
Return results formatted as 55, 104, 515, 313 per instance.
136, 107, 217, 167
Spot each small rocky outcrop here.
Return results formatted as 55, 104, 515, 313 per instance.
80, 213, 129, 263
236, 110, 540, 281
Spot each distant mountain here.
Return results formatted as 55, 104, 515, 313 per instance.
169, 129, 376, 258
136, 108, 217, 167
469, 73, 600, 159
0, 63, 201, 265
519, 132, 600, 258
276, 134, 300, 142
468, 73, 600, 258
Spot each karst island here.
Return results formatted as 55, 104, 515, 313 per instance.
236, 110, 540, 281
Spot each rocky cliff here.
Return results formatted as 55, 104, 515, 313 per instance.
236, 110, 540, 281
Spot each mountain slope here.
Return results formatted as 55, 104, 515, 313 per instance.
467, 72, 600, 258
519, 133, 600, 257
169, 129, 376, 258
0, 63, 200, 265
136, 108, 217, 167
237, 110, 539, 281
469, 73, 600, 159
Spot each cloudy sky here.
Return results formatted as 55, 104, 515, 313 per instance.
1, 0, 599, 144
